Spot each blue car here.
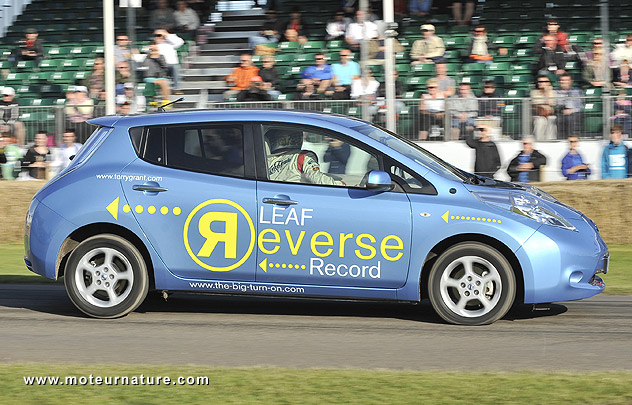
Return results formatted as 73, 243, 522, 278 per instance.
24, 110, 608, 325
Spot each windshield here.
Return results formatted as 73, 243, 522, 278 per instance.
351, 124, 468, 181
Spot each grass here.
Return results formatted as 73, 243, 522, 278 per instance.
1, 364, 631, 404
1, 243, 630, 294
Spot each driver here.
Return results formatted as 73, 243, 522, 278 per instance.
266, 128, 345, 186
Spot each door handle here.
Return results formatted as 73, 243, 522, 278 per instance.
133, 185, 168, 192
263, 197, 298, 205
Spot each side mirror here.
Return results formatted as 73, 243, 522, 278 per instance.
365, 170, 393, 192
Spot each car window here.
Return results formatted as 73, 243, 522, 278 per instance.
387, 160, 437, 195
143, 126, 164, 165
262, 124, 379, 187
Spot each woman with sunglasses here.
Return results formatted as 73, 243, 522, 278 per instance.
531, 75, 557, 140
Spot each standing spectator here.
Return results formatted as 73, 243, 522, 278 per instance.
611, 90, 632, 136
601, 125, 629, 179
0, 87, 26, 146
237, 76, 271, 102
114, 35, 133, 65
137, 45, 172, 104
583, 50, 608, 88
410, 24, 445, 65
224, 53, 259, 100
20, 131, 51, 180
452, 1, 475, 26
326, 10, 351, 41
259, 55, 281, 99
478, 79, 501, 119
83, 57, 105, 100
150, 0, 176, 31
466, 26, 507, 64
65, 86, 94, 139
531, 75, 557, 140
418, 78, 446, 140
249, 9, 282, 50
612, 34, 632, 68
450, 82, 478, 141
154, 29, 184, 94
300, 53, 334, 99
561, 135, 591, 180
332, 49, 361, 100
173, 0, 200, 40
466, 125, 501, 178
555, 74, 583, 139
536, 18, 569, 52
507, 137, 547, 183
324, 137, 351, 174
282, 8, 308, 43
409, 0, 433, 18
351, 70, 380, 117
534, 35, 565, 77
613, 59, 632, 88
13, 28, 44, 63
52, 129, 82, 176
345, 9, 379, 52
432, 61, 455, 97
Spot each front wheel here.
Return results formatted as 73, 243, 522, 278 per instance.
427, 242, 516, 325
64, 234, 149, 318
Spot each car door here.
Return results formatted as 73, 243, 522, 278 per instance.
120, 123, 258, 281
254, 123, 412, 289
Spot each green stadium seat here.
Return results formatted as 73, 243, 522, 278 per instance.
585, 87, 602, 98
326, 40, 344, 51
505, 89, 527, 98
38, 59, 62, 70
15, 60, 36, 70
411, 63, 435, 75
346, 106, 363, 118
277, 41, 299, 52
502, 104, 522, 137
46, 46, 71, 58
461, 63, 485, 75
49, 71, 74, 84
274, 93, 293, 101
293, 53, 314, 65
486, 62, 510, 74
515, 35, 538, 47
445, 36, 467, 49
507, 74, 533, 88
583, 101, 603, 133
402, 90, 422, 99
0, 60, 14, 69
395, 63, 410, 75
73, 71, 89, 81
69, 46, 95, 58
406, 76, 427, 89
301, 41, 326, 52
61, 59, 84, 70
4, 73, 29, 86
274, 54, 294, 65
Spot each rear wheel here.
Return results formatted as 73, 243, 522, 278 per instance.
64, 234, 149, 318
427, 242, 516, 325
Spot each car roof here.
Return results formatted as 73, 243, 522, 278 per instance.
87, 109, 367, 129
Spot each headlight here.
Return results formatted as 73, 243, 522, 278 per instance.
473, 192, 577, 231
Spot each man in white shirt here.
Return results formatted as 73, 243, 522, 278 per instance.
612, 35, 632, 68
345, 10, 378, 52
53, 129, 82, 175
154, 29, 185, 93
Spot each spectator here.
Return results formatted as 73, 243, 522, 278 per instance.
611, 90, 632, 136
83, 57, 105, 100
601, 125, 629, 179
452, 1, 475, 26
299, 53, 334, 99
324, 137, 351, 174
585, 37, 611, 65
20, 131, 51, 180
531, 75, 557, 140
332, 49, 361, 100
116, 83, 147, 114
237, 76, 272, 102
507, 136, 547, 183
250, 9, 283, 50
613, 35, 632, 68
52, 129, 82, 175
466, 26, 507, 64
409, 0, 433, 18
410, 24, 445, 65
0, 136, 7, 179
561, 135, 591, 180
137, 45, 172, 104
537, 18, 569, 52
418, 78, 446, 140
0, 87, 26, 146
612, 59, 631, 88
450, 82, 478, 141
282, 8, 308, 43
326, 10, 351, 41
368, 36, 405, 65
351, 70, 380, 117
13, 28, 44, 63
583, 50, 608, 88
345, 9, 379, 52
116, 100, 132, 115
154, 29, 184, 94
555, 74, 582, 139
150, 0, 176, 31
173, 0, 200, 40
259, 55, 282, 99
466, 125, 501, 178
224, 53, 259, 100
432, 61, 455, 97
65, 86, 94, 138
478, 79, 501, 119
534, 35, 565, 76
114, 35, 133, 65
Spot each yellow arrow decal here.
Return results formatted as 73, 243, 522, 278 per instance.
442, 210, 450, 223
259, 258, 267, 273
106, 197, 119, 221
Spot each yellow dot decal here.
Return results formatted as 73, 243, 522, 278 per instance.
148, 206, 156, 214
466, 217, 470, 220
487, 218, 491, 222
498, 220, 502, 224
269, 263, 273, 268
456, 216, 460, 219
477, 217, 481, 221
282, 264, 287, 268
493, 219, 497, 222
301, 265, 306, 269
288, 264, 293, 269
161, 206, 169, 215
295, 265, 300, 269
173, 207, 181, 216
123, 204, 131, 213
275, 263, 280, 268
451, 216, 455, 219
135, 205, 144, 214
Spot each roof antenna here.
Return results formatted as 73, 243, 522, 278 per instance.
157, 97, 185, 112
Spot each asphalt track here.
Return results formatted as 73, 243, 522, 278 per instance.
1, 283, 630, 371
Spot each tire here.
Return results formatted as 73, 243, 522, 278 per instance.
64, 234, 149, 318
427, 242, 516, 326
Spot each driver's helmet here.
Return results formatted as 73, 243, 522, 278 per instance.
265, 128, 303, 153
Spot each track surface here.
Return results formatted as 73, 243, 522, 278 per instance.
1, 284, 630, 371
